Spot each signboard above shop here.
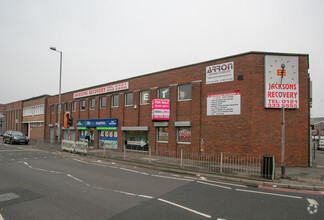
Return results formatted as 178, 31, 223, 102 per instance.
77, 118, 118, 130
73, 82, 129, 99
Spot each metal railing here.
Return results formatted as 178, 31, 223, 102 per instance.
35, 140, 274, 179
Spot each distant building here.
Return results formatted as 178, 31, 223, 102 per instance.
0, 113, 5, 136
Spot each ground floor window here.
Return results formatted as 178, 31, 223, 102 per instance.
125, 131, 148, 151
177, 127, 191, 144
99, 130, 118, 149
157, 127, 168, 142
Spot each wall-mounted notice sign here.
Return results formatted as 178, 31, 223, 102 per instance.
152, 99, 170, 120
206, 61, 234, 84
207, 90, 241, 116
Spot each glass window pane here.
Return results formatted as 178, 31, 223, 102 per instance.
112, 95, 119, 107
157, 127, 168, 142
125, 93, 133, 106
140, 90, 150, 105
100, 97, 106, 108
178, 84, 191, 101
177, 127, 191, 143
158, 87, 169, 99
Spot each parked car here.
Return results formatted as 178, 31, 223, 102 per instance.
3, 130, 29, 145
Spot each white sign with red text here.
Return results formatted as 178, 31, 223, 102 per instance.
265, 56, 299, 109
152, 99, 170, 120
206, 61, 234, 84
207, 90, 241, 116
73, 82, 129, 99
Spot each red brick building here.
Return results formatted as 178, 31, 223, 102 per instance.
43, 52, 310, 166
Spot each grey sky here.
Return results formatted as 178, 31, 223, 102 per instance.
0, 0, 323, 117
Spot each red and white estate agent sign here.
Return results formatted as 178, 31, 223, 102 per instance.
264, 56, 299, 109
152, 99, 170, 120
207, 90, 241, 116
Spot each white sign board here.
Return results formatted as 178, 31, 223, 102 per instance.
206, 61, 234, 84
73, 82, 129, 99
265, 56, 299, 108
207, 90, 241, 116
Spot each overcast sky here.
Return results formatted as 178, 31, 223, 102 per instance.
0, 0, 323, 117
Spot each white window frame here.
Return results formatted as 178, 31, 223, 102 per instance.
140, 90, 150, 105
112, 94, 119, 107
72, 102, 76, 112
177, 127, 191, 144
158, 87, 169, 99
178, 84, 192, 101
80, 100, 86, 111
100, 97, 106, 109
125, 93, 133, 106
156, 127, 168, 143
89, 98, 95, 110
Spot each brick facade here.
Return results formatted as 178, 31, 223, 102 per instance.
7, 52, 311, 166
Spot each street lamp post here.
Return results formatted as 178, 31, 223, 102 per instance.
50, 47, 62, 144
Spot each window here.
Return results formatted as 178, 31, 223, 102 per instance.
23, 105, 44, 116
140, 90, 150, 105
72, 102, 76, 112
80, 100, 85, 111
100, 97, 106, 109
125, 93, 133, 106
157, 127, 168, 142
178, 84, 191, 101
51, 105, 55, 114
177, 127, 191, 144
158, 87, 169, 99
90, 98, 95, 110
112, 94, 119, 107
64, 103, 69, 112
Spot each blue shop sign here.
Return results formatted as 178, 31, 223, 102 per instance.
77, 118, 118, 128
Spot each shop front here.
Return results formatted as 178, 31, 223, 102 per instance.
122, 126, 149, 151
77, 118, 118, 149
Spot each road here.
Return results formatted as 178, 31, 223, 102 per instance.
0, 142, 323, 220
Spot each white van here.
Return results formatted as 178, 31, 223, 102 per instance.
318, 139, 324, 151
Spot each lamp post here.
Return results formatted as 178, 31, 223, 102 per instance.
280, 63, 286, 177
50, 47, 62, 144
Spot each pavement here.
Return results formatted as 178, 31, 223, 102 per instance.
32, 141, 324, 192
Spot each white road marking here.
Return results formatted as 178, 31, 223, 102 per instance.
158, 198, 212, 219
236, 188, 302, 199
307, 198, 319, 206
0, 213, 4, 220
151, 175, 195, 182
183, 176, 197, 180
0, 193, 20, 202
202, 179, 247, 188
197, 181, 232, 190
66, 174, 84, 183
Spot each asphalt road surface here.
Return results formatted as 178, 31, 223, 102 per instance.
0, 142, 323, 220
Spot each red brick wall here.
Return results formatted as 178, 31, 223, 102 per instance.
44, 52, 310, 166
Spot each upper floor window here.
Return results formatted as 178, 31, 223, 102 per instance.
158, 87, 169, 99
64, 103, 69, 112
90, 98, 95, 110
125, 93, 133, 106
140, 90, 150, 105
100, 97, 106, 109
80, 100, 86, 111
51, 105, 55, 114
72, 102, 76, 112
112, 94, 119, 107
178, 84, 191, 101
23, 105, 44, 116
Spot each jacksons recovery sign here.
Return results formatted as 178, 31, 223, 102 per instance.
264, 56, 299, 109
